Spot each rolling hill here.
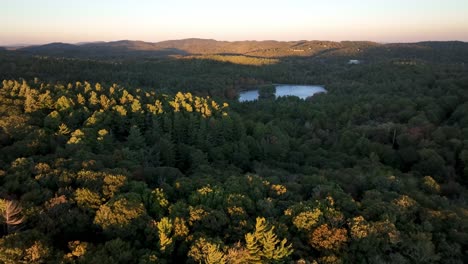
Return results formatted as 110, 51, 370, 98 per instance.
11, 39, 468, 62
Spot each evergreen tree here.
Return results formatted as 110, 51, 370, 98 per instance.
245, 217, 293, 263
126, 126, 145, 150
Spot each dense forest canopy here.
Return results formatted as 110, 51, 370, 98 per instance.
0, 40, 467, 263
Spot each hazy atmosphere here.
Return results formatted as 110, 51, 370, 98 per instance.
2, 0, 468, 45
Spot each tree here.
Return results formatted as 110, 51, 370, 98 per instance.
55, 95, 74, 111
225, 242, 250, 264
188, 237, 227, 264
142, 188, 169, 219
0, 199, 25, 234
77, 93, 86, 105
82, 238, 135, 264
0, 230, 52, 263
245, 217, 293, 263
159, 137, 176, 167
459, 149, 468, 184
293, 209, 322, 231
258, 85, 275, 100
89, 91, 99, 107
67, 129, 85, 144
75, 187, 103, 210
309, 224, 348, 251
44, 111, 61, 130
103, 174, 127, 199
57, 123, 71, 135
401, 232, 440, 263
157, 217, 173, 253
126, 126, 145, 150
24, 88, 39, 113
94, 195, 147, 238
412, 149, 446, 180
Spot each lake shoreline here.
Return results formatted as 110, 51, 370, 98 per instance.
239, 84, 327, 102
238, 83, 326, 93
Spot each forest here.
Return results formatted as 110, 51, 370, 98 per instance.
0, 40, 467, 263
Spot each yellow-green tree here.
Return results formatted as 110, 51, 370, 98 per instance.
157, 217, 173, 253
245, 217, 293, 263
188, 237, 227, 264
94, 195, 147, 238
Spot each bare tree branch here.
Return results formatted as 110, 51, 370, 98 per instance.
1, 199, 25, 234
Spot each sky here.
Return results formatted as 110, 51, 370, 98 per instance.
1, 0, 467, 45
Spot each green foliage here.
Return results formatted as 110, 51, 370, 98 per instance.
82, 238, 136, 264
0, 43, 468, 262
258, 85, 276, 100
126, 126, 145, 150
0, 230, 52, 263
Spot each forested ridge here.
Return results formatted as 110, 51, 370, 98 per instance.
0, 42, 467, 263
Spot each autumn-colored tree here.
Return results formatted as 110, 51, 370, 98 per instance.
225, 242, 250, 264
245, 217, 293, 263
75, 188, 103, 210
188, 237, 227, 264
94, 195, 147, 238
0, 230, 52, 263
157, 217, 173, 253
309, 224, 348, 251
293, 209, 322, 231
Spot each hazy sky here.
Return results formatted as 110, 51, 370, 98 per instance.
1, 0, 467, 45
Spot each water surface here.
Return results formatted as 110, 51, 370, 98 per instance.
239, 85, 326, 102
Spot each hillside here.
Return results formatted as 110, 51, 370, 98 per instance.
13, 39, 468, 62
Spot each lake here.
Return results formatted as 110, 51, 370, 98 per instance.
239, 85, 326, 102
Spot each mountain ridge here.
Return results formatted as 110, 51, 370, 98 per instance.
5, 38, 468, 62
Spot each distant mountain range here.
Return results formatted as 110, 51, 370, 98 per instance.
3, 38, 468, 62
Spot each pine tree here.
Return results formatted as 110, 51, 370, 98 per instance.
126, 126, 145, 150
67, 129, 85, 144
204, 243, 227, 264
131, 99, 142, 113
76, 93, 86, 105
157, 217, 173, 253
245, 217, 293, 263
188, 237, 227, 264
24, 88, 39, 113
57, 123, 71, 135
159, 137, 175, 167
89, 91, 99, 107
55, 96, 74, 111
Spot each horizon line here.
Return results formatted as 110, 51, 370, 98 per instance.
1, 38, 467, 47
